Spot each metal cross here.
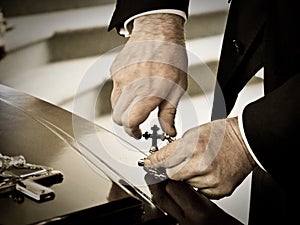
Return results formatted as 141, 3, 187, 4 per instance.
138, 125, 175, 167
142, 124, 175, 153
143, 125, 164, 150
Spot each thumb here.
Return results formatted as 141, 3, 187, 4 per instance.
158, 100, 177, 137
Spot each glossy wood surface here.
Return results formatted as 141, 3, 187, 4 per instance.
0, 84, 243, 225
0, 84, 143, 225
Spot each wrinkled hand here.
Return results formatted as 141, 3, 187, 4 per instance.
144, 117, 257, 199
145, 175, 243, 225
110, 14, 187, 139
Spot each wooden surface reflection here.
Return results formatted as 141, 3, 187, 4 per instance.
0, 84, 142, 225
144, 174, 243, 225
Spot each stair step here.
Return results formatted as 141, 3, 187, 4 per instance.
5, 4, 117, 51
1, 3, 228, 82
47, 10, 227, 62
0, 0, 115, 17
2, 35, 224, 114
4, 0, 229, 53
0, 0, 230, 111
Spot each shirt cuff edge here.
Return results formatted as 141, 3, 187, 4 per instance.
238, 108, 267, 172
119, 9, 187, 37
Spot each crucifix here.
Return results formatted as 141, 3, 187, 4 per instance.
141, 124, 175, 154
142, 124, 164, 153
138, 124, 175, 179
142, 124, 175, 153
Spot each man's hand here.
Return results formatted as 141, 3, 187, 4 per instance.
144, 117, 257, 199
110, 14, 187, 139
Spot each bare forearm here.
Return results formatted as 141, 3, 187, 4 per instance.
129, 13, 186, 46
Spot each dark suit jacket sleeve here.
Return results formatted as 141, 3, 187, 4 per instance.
242, 73, 300, 187
108, 0, 190, 32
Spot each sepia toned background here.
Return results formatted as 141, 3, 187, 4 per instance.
0, 1, 266, 224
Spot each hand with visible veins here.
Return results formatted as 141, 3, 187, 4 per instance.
144, 117, 257, 199
110, 13, 188, 139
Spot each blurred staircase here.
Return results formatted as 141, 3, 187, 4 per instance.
0, 0, 115, 17
0, 0, 230, 112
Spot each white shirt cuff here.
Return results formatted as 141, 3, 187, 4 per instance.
119, 9, 187, 37
238, 109, 267, 172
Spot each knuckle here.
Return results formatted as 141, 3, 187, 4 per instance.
112, 111, 122, 125
127, 114, 141, 128
220, 185, 235, 197
201, 189, 221, 200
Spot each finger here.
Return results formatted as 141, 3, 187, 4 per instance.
166, 163, 189, 180
158, 101, 177, 137
144, 141, 187, 168
112, 90, 136, 126
110, 85, 121, 109
166, 151, 213, 181
110, 71, 124, 110
158, 81, 186, 136
120, 96, 162, 138
124, 126, 142, 139
196, 188, 224, 200
122, 96, 162, 128
189, 175, 234, 199
186, 175, 219, 191
144, 141, 177, 167
112, 76, 176, 130
186, 176, 221, 199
